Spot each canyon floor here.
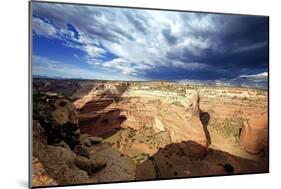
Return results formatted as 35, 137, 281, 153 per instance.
32, 79, 269, 187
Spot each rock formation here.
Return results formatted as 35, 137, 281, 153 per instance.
240, 115, 268, 154
32, 91, 135, 187
33, 91, 80, 148
186, 92, 208, 147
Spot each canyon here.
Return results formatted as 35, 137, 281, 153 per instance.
32, 79, 268, 187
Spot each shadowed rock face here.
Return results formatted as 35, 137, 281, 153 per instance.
33, 91, 80, 149
74, 82, 129, 138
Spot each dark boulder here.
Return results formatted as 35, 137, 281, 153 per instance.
74, 156, 91, 173
33, 91, 80, 149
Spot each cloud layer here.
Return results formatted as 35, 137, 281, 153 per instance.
31, 2, 269, 88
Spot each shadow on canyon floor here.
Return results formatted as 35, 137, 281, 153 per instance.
199, 110, 211, 145
78, 84, 129, 139
135, 140, 268, 181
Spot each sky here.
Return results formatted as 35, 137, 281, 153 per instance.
31, 2, 269, 88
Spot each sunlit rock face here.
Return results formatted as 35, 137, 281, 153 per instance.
240, 116, 268, 154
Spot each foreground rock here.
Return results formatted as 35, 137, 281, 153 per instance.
32, 92, 135, 187
33, 91, 80, 148
32, 156, 57, 187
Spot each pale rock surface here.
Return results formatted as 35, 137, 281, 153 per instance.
240, 115, 268, 154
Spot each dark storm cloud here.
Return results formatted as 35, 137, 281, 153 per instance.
166, 15, 268, 80
32, 2, 268, 87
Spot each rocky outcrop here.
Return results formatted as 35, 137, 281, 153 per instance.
74, 155, 106, 175
32, 156, 57, 187
33, 120, 91, 186
240, 115, 268, 154
32, 92, 135, 187
163, 91, 207, 151
33, 91, 80, 148
187, 92, 208, 147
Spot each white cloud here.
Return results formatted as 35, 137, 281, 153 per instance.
233, 41, 268, 54
238, 72, 268, 78
178, 72, 268, 89
171, 61, 209, 70
228, 72, 268, 88
83, 45, 105, 57
32, 55, 145, 81
32, 17, 59, 39
237, 72, 268, 83
32, 3, 221, 76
